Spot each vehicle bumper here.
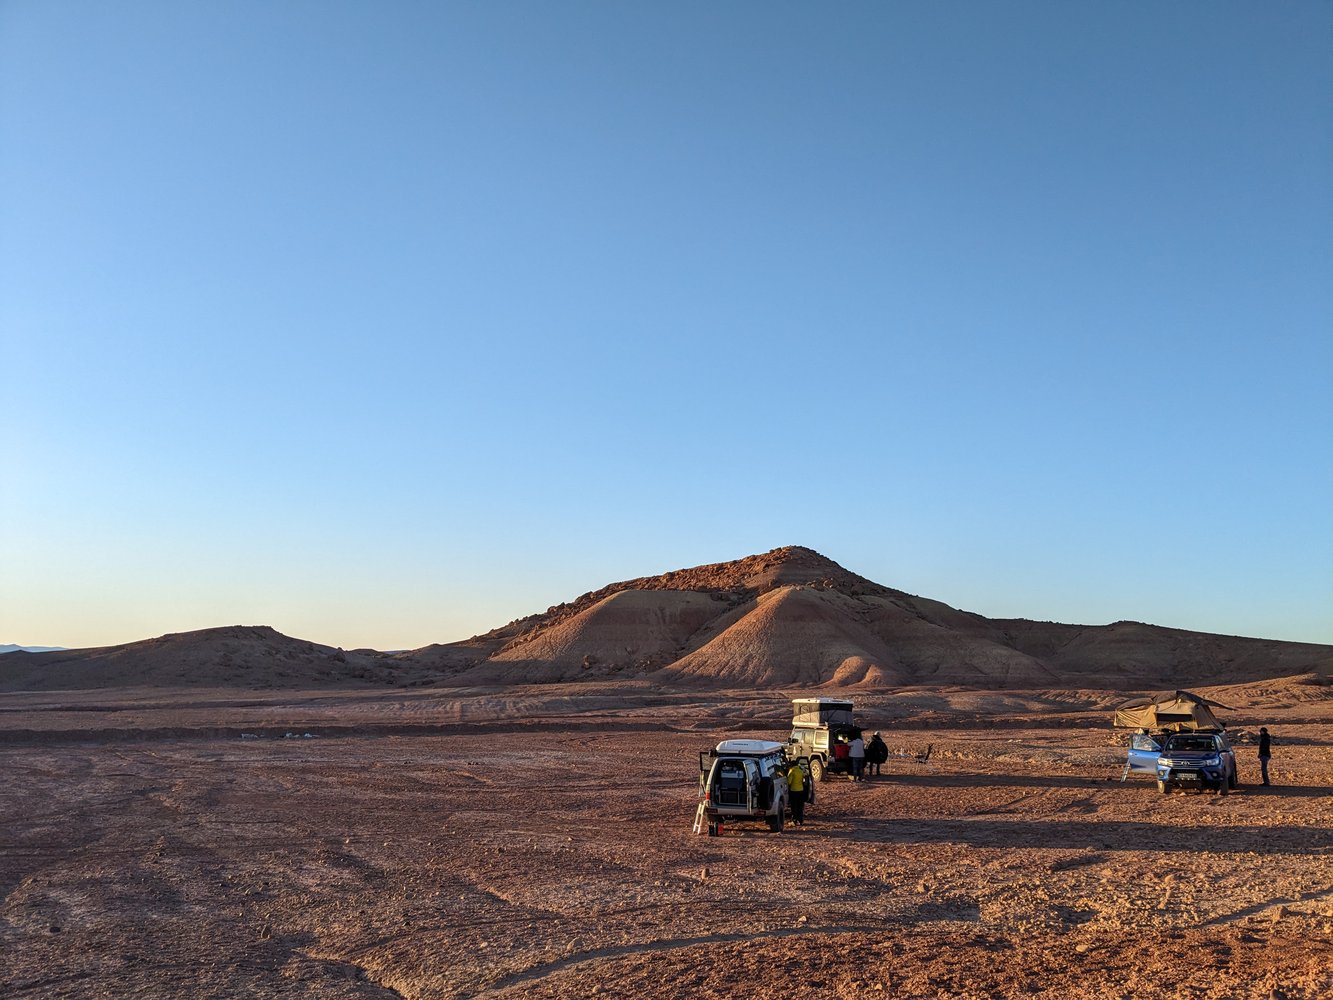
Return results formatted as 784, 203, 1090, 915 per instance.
704, 807, 769, 821
1158, 766, 1226, 789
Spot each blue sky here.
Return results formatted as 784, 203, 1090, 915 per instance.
2, 2, 1330, 650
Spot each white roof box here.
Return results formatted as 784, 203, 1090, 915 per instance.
715, 739, 785, 756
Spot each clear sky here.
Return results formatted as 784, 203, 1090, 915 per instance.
2, 2, 1330, 651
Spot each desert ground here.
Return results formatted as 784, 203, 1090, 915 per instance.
2, 681, 1331, 999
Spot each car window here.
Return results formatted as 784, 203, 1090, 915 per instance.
1131, 734, 1160, 752
1165, 736, 1216, 753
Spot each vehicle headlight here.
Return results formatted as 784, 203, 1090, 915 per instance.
1158, 759, 1174, 769
1202, 756, 1220, 767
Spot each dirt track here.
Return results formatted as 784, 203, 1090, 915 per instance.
1, 685, 1331, 998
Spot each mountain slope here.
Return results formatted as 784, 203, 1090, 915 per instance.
0, 626, 400, 691
401, 545, 1329, 689
5, 547, 1330, 691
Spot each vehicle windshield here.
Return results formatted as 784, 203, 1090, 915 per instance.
1165, 736, 1217, 753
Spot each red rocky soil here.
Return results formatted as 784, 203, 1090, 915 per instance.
1, 683, 1330, 998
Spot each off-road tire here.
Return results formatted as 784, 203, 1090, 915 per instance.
767, 807, 785, 833
1228, 769, 1238, 790
810, 758, 825, 783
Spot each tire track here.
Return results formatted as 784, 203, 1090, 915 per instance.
480, 923, 888, 996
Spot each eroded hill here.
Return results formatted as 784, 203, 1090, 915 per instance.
412, 547, 1329, 689
5, 547, 1330, 690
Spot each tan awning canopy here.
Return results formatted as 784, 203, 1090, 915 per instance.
1113, 690, 1233, 732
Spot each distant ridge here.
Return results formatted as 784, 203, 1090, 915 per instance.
3, 547, 1330, 691
0, 644, 65, 654
0, 626, 394, 691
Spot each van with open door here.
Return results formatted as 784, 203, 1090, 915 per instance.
698, 739, 803, 836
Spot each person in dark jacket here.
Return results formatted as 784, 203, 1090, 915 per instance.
867, 732, 888, 778
1258, 727, 1273, 786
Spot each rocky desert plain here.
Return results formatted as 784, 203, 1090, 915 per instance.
3, 547, 1332, 999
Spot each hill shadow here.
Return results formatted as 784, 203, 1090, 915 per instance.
824, 815, 1333, 855
876, 772, 1329, 797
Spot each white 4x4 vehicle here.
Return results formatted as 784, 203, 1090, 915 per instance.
699, 740, 807, 836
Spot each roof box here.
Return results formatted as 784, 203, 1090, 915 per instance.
715, 739, 786, 756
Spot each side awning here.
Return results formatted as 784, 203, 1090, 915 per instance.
1113, 690, 1232, 732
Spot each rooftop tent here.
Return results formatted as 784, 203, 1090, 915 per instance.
791, 698, 854, 728
1113, 690, 1234, 732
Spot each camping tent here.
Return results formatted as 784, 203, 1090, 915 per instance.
791, 698, 855, 728
1113, 690, 1232, 732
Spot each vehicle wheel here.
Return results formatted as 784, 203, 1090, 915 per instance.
1229, 769, 1238, 790
707, 821, 718, 837
1157, 780, 1168, 795
767, 807, 785, 833
810, 758, 825, 783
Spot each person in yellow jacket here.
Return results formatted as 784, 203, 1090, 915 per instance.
786, 762, 807, 826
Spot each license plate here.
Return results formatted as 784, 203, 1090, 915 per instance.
1176, 771, 1198, 780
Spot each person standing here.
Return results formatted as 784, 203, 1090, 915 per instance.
868, 732, 888, 778
1258, 727, 1273, 786
786, 761, 807, 826
850, 733, 866, 782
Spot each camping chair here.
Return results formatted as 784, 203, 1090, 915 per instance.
892, 743, 935, 770
890, 743, 934, 763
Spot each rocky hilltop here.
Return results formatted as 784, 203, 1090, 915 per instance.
4, 547, 1330, 691
402, 546, 1331, 689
